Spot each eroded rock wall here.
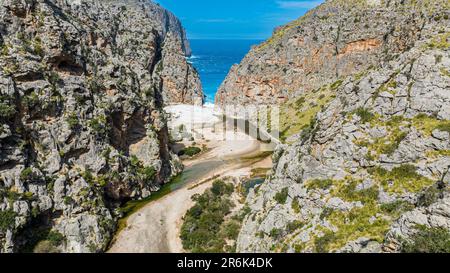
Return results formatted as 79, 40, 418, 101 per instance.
235, 0, 450, 253
0, 0, 199, 253
216, 0, 444, 106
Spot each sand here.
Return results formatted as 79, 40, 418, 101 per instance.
107, 104, 272, 253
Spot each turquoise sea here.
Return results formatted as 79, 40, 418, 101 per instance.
188, 39, 263, 104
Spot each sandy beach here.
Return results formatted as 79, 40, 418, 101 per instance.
108, 104, 272, 253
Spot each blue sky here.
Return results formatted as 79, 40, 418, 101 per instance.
153, 0, 324, 39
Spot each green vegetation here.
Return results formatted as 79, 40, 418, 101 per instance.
0, 95, 16, 119
306, 179, 333, 191
129, 155, 156, 183
355, 113, 450, 161
380, 200, 415, 215
330, 178, 379, 204
269, 228, 283, 239
440, 67, 450, 77
416, 184, 444, 207
0, 209, 16, 232
66, 113, 79, 129
46, 231, 65, 246
315, 203, 391, 252
315, 230, 336, 253
274, 187, 289, 204
89, 115, 109, 137
286, 220, 305, 233
435, 121, 450, 133
401, 226, 450, 253
291, 198, 301, 213
424, 32, 450, 50
20, 227, 65, 253
180, 180, 240, 253
412, 113, 450, 136
20, 167, 35, 181
369, 164, 434, 194
0, 43, 9, 56
309, 172, 436, 252
63, 196, 73, 205
22, 91, 40, 108
117, 174, 184, 232
278, 84, 335, 143
354, 107, 375, 123
179, 146, 202, 157
355, 115, 408, 158
330, 79, 343, 90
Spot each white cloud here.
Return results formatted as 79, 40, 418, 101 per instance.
277, 1, 323, 9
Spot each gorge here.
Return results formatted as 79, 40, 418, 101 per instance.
1, 0, 450, 254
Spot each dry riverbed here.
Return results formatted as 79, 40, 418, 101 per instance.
108, 105, 273, 253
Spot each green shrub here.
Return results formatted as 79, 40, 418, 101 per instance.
286, 220, 305, 233
66, 113, 79, 129
47, 231, 65, 246
31, 230, 65, 253
140, 166, 156, 182
354, 107, 375, 123
0, 96, 16, 119
300, 116, 318, 141
291, 198, 301, 213
401, 226, 450, 253
89, 115, 109, 137
274, 187, 289, 204
0, 210, 16, 232
315, 231, 336, 253
179, 146, 201, 157
379, 131, 408, 155
81, 169, 94, 185
330, 79, 343, 90
180, 180, 235, 253
320, 207, 334, 220
307, 179, 333, 191
22, 92, 40, 108
269, 228, 283, 238
333, 179, 379, 203
435, 121, 450, 133
380, 201, 415, 215
417, 185, 442, 207
295, 97, 306, 108
64, 196, 73, 205
20, 167, 35, 182
369, 164, 434, 194
129, 156, 156, 183
222, 220, 241, 239
211, 180, 233, 196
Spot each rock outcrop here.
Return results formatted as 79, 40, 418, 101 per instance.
216, 0, 445, 106
235, 0, 450, 253
0, 0, 200, 253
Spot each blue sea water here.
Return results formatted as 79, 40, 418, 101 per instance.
188, 39, 263, 104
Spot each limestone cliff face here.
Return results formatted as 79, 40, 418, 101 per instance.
235, 0, 450, 253
216, 0, 444, 106
0, 0, 200, 253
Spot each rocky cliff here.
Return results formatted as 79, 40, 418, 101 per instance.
0, 0, 201, 253
235, 0, 450, 253
216, 0, 444, 106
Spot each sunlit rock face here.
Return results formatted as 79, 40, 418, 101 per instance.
0, 0, 198, 253
216, 0, 445, 106
234, 0, 450, 253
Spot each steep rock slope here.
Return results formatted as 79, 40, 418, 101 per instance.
216, 0, 444, 106
236, 0, 450, 253
0, 0, 200, 253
